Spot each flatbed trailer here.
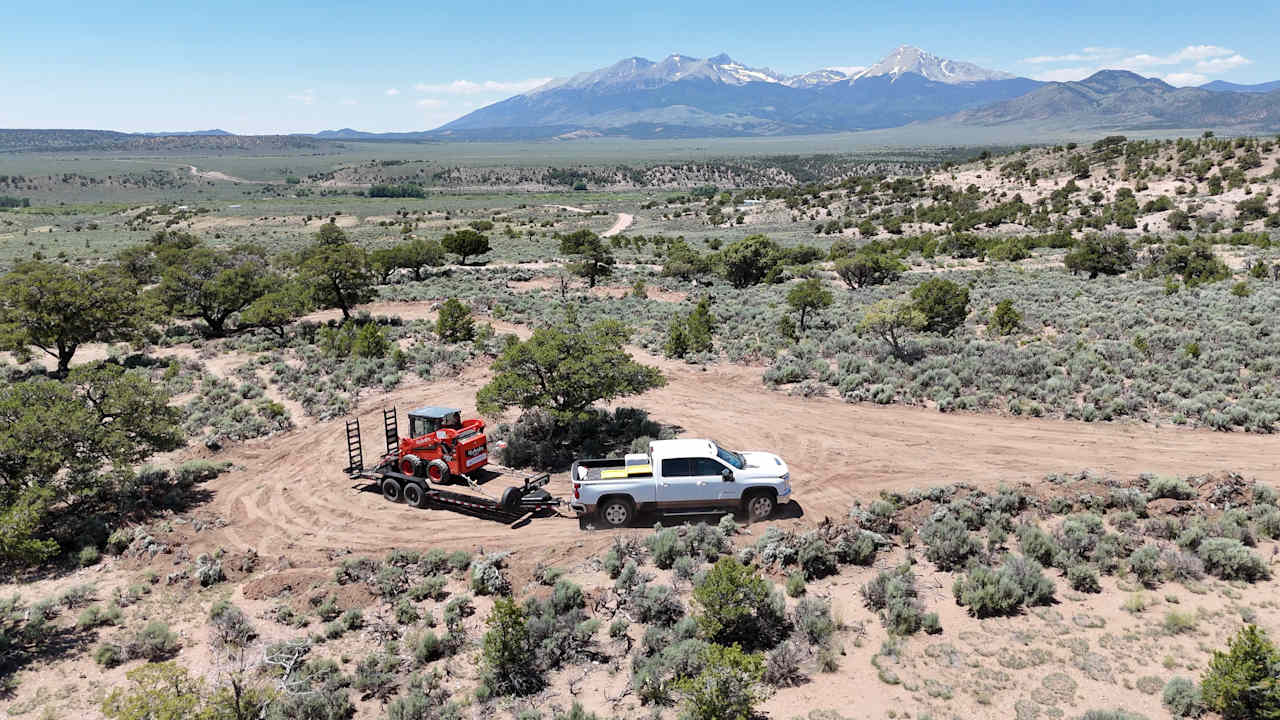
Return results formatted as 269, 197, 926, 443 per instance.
344, 416, 567, 526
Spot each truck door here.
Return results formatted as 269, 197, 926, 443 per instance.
691, 457, 740, 507
658, 458, 709, 509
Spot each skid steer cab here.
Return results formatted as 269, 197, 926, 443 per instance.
377, 406, 490, 483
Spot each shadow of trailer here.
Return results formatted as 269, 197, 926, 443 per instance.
344, 414, 568, 527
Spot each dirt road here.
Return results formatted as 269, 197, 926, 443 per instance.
188, 165, 262, 184
193, 331, 1279, 565
601, 213, 634, 237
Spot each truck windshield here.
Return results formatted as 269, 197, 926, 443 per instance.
715, 443, 745, 469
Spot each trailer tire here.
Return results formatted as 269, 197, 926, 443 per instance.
404, 482, 426, 508
426, 460, 451, 484
743, 491, 776, 522
381, 478, 403, 503
598, 497, 634, 528
500, 486, 521, 512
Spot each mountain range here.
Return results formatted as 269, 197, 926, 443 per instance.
425, 46, 1043, 139
334, 45, 1276, 140
945, 70, 1280, 131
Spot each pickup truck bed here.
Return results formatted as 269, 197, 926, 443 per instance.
574, 457, 652, 483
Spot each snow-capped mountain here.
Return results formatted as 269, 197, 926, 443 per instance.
784, 68, 855, 88
854, 45, 1015, 84
532, 53, 787, 94
431, 46, 1042, 139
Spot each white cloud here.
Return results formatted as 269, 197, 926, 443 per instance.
413, 78, 551, 95
384, 88, 400, 96
1024, 53, 1092, 64
1022, 44, 1250, 82
287, 89, 316, 105
1031, 66, 1101, 82
1163, 72, 1209, 86
340, 99, 357, 106
416, 98, 445, 108
1195, 54, 1251, 73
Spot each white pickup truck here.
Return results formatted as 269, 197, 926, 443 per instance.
569, 438, 792, 528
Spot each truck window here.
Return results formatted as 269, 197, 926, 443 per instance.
661, 458, 692, 477
692, 458, 725, 476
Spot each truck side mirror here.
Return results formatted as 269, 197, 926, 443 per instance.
721, 469, 734, 482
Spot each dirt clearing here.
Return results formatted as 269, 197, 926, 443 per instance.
187, 312, 1279, 565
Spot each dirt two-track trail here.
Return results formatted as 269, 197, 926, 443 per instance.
195, 337, 1280, 568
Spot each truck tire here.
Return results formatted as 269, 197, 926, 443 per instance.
403, 482, 426, 508
598, 497, 634, 528
381, 478, 403, 503
744, 491, 776, 522
426, 459, 451, 484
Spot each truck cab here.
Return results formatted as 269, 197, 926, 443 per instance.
569, 438, 792, 527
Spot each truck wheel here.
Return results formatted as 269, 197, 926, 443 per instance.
403, 482, 426, 508
381, 478, 403, 503
744, 492, 776, 522
598, 498, 634, 528
426, 459, 451, 484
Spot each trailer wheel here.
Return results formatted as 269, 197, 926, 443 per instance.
598, 498, 634, 528
500, 486, 521, 512
403, 482, 426, 508
381, 478, 403, 503
426, 460, 451, 484
744, 491, 776, 522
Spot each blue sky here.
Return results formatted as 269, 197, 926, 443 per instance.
2, 0, 1276, 134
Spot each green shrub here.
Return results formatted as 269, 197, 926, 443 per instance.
785, 572, 806, 598
470, 553, 512, 596
1018, 523, 1060, 566
79, 545, 101, 566
1197, 537, 1269, 581
436, 298, 475, 342
922, 612, 942, 635
408, 576, 448, 602
1201, 625, 1280, 719
1068, 564, 1102, 593
1148, 476, 1195, 500
1129, 544, 1163, 587
953, 556, 1054, 618
94, 642, 123, 667
920, 514, 981, 570
911, 277, 970, 334
480, 597, 540, 696
835, 531, 878, 565
693, 557, 786, 651
127, 621, 179, 660
862, 565, 924, 635
1162, 677, 1205, 717
1163, 610, 1198, 635
678, 643, 764, 720
793, 596, 835, 645
797, 537, 836, 580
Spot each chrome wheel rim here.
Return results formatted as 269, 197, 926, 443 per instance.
604, 504, 628, 525
750, 497, 772, 518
